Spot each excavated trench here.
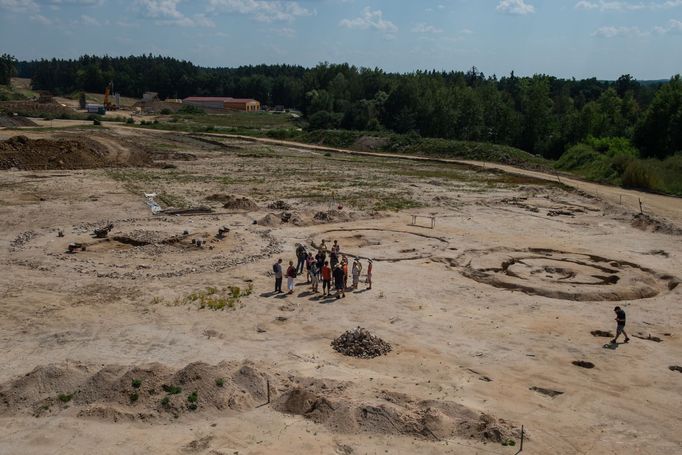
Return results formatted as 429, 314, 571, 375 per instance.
457, 248, 679, 301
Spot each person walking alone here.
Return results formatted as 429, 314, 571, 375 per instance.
611, 306, 630, 344
273, 258, 283, 293
286, 260, 297, 295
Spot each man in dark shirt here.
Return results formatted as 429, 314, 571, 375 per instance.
273, 258, 283, 293
612, 306, 630, 344
333, 263, 346, 299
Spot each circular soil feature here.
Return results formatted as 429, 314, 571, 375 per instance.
312, 228, 448, 262
457, 248, 678, 301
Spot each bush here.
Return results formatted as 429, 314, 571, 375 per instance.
622, 161, 659, 190
178, 104, 205, 115
160, 108, 172, 115
126, 117, 134, 124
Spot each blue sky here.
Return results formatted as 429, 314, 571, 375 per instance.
1, 0, 681, 79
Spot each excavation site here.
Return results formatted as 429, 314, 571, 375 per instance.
0, 125, 681, 455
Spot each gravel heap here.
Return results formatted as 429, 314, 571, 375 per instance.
331, 327, 392, 359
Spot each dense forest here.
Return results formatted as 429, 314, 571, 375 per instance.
6, 54, 682, 167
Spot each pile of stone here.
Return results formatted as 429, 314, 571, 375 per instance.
268, 200, 291, 210
331, 327, 392, 359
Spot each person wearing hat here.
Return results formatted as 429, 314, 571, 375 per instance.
365, 259, 373, 289
351, 257, 362, 289
611, 306, 630, 344
333, 263, 346, 299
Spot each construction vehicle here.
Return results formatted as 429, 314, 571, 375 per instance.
103, 81, 119, 111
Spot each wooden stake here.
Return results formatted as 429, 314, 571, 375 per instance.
266, 379, 271, 404
639, 198, 643, 214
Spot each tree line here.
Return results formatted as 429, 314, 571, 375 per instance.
10, 54, 682, 160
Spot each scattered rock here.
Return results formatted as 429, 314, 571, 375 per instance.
331, 327, 392, 359
268, 200, 291, 210
669, 366, 682, 373
572, 361, 595, 369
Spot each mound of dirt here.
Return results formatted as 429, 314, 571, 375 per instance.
275, 387, 521, 443
631, 213, 682, 235
257, 213, 282, 227
0, 135, 150, 170
331, 327, 392, 359
268, 200, 291, 210
206, 194, 259, 211
0, 115, 37, 127
0, 361, 277, 420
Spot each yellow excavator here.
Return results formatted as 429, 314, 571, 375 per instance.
103, 81, 117, 111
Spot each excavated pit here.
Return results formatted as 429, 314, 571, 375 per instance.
311, 228, 449, 262
457, 248, 679, 301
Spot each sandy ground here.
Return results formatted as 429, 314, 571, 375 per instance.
0, 127, 681, 455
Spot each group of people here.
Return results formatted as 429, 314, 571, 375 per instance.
272, 240, 373, 299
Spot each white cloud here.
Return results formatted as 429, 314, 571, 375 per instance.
208, 0, 312, 22
592, 25, 647, 37
29, 13, 52, 24
0, 0, 39, 12
135, 0, 215, 27
412, 22, 443, 34
655, 18, 682, 33
79, 13, 99, 25
496, 0, 535, 15
340, 7, 398, 33
576, 0, 682, 11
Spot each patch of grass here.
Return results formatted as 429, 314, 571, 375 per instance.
162, 384, 182, 395
178, 285, 251, 311
58, 393, 74, 403
132, 379, 142, 389
129, 392, 139, 403
215, 378, 224, 387
161, 396, 170, 408
187, 391, 198, 411
156, 192, 189, 209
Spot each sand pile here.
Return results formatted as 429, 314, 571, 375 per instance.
0, 115, 37, 127
331, 327, 392, 359
0, 135, 150, 170
0, 361, 277, 421
206, 194, 259, 211
276, 387, 521, 443
631, 213, 682, 235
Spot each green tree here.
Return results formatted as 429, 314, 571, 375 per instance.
635, 75, 682, 159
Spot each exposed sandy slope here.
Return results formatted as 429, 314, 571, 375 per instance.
0, 127, 680, 455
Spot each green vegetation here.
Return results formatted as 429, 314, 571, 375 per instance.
178, 104, 205, 115
556, 137, 682, 195
58, 393, 74, 403
215, 378, 225, 387
132, 379, 142, 389
160, 396, 170, 408
175, 284, 253, 311
162, 384, 182, 395
129, 392, 139, 403
0, 54, 17, 85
